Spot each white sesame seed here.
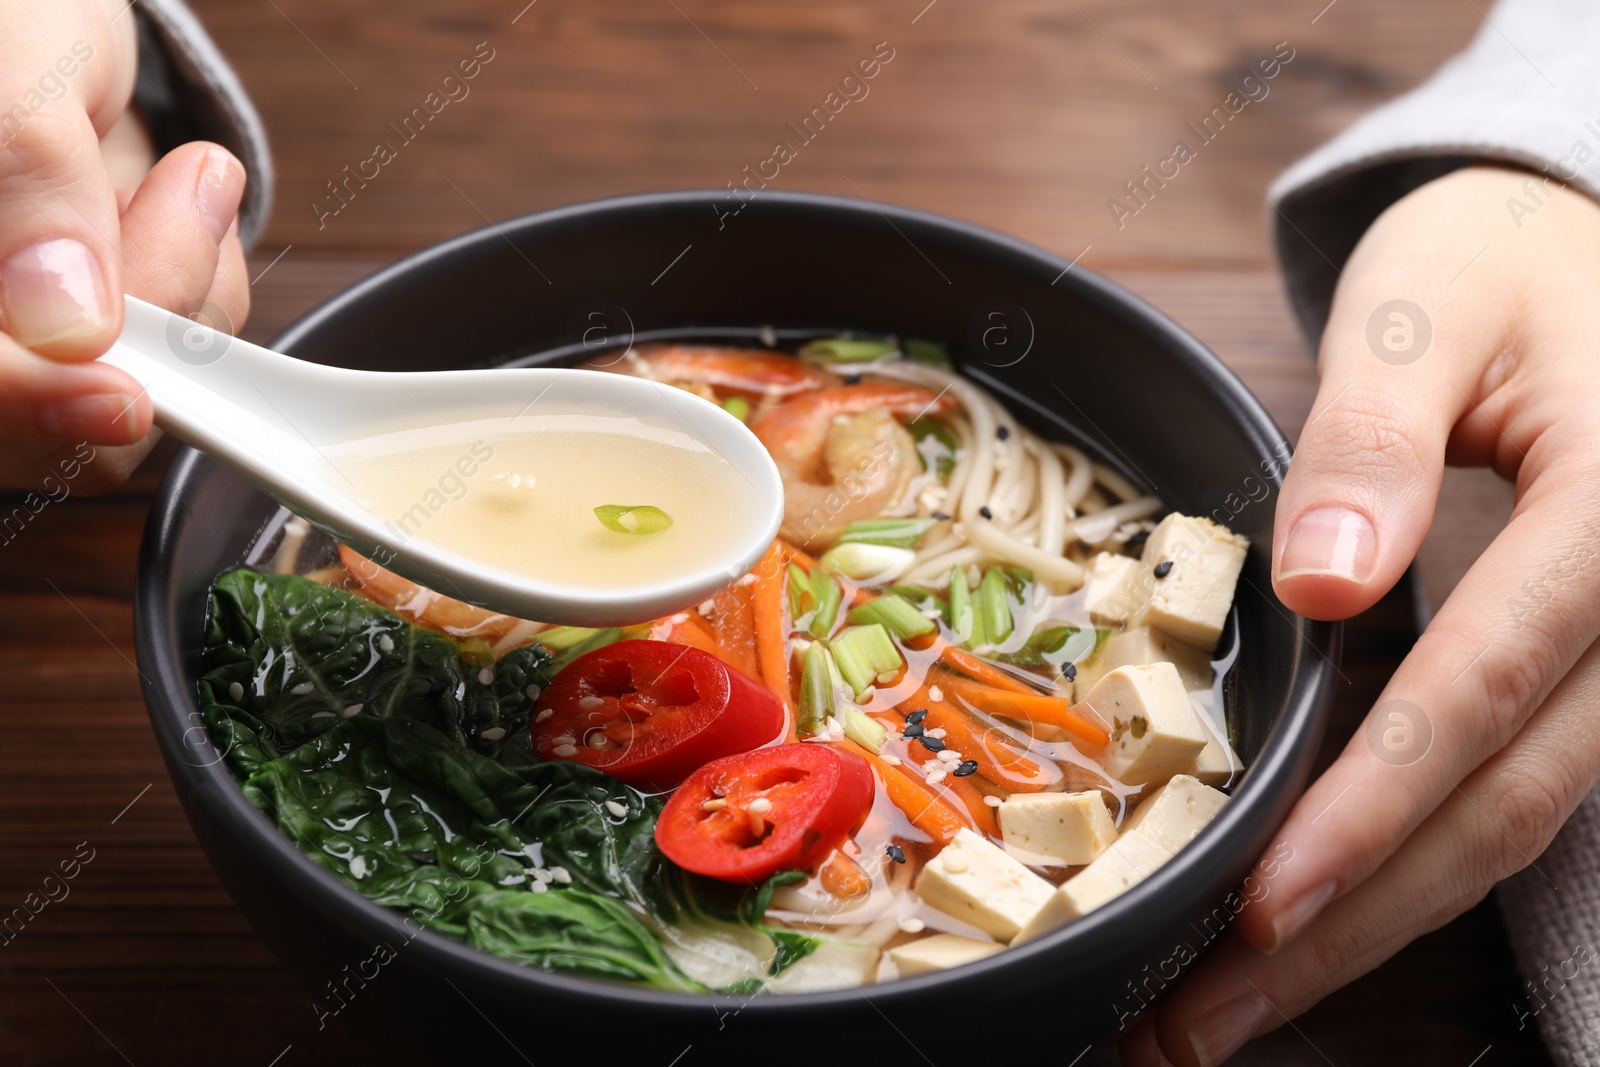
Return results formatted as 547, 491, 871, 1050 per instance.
550, 866, 571, 884
534, 708, 554, 722
310, 711, 336, 720
478, 668, 495, 686
227, 681, 245, 702
530, 880, 549, 894
378, 635, 395, 653
552, 744, 578, 757
880, 754, 903, 766
983, 795, 1003, 808
698, 599, 716, 617
604, 800, 628, 818
349, 856, 368, 879
290, 682, 314, 696
937, 749, 961, 763
531, 867, 553, 883
669, 613, 689, 625
921, 608, 942, 620
526, 684, 543, 702
926, 727, 947, 739
928, 685, 944, 703
578, 696, 605, 709
341, 704, 364, 718
925, 769, 948, 784
747, 797, 773, 813
480, 727, 506, 742
897, 917, 926, 934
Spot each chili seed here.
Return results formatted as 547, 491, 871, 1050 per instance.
1154, 560, 1174, 579
952, 760, 979, 777
408, 852, 438, 866
996, 426, 1010, 441
1061, 661, 1078, 682
906, 709, 928, 726
902, 722, 926, 739
919, 735, 946, 753
886, 844, 906, 864
979, 505, 993, 519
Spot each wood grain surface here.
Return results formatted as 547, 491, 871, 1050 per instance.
0, 2, 1549, 1064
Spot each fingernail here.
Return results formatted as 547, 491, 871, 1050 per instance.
37, 394, 139, 444
1278, 506, 1375, 583
197, 149, 246, 244
0, 238, 114, 350
1188, 994, 1271, 1067
1269, 878, 1337, 953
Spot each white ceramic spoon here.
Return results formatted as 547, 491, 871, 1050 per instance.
101, 295, 783, 626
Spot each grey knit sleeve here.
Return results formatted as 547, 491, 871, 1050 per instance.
1270, 0, 1600, 340
131, 0, 273, 250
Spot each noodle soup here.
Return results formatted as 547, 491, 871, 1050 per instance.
199, 337, 1248, 993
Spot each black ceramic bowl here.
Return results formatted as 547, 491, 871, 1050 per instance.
134, 190, 1338, 1061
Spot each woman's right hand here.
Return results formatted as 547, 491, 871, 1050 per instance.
0, 0, 251, 494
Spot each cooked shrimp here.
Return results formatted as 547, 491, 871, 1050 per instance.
752, 382, 955, 549
592, 344, 835, 400
339, 544, 539, 644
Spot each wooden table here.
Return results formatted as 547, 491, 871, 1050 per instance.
0, 2, 1551, 1063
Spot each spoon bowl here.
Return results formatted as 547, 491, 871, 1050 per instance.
101, 295, 784, 625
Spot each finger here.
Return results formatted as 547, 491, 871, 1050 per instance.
0, 330, 149, 447
0, 3, 137, 359
203, 221, 251, 332
1149, 634, 1600, 1067
1272, 183, 1524, 620
1236, 444, 1600, 956
117, 142, 245, 315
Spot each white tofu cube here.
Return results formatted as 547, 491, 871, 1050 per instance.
1086, 663, 1210, 786
1074, 624, 1212, 700
914, 828, 1055, 941
1140, 513, 1249, 652
1190, 701, 1243, 787
1082, 552, 1144, 624
1011, 832, 1174, 944
998, 791, 1118, 865
887, 933, 1004, 977
1121, 773, 1228, 854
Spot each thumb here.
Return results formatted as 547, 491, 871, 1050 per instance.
1274, 289, 1488, 620
0, 7, 135, 360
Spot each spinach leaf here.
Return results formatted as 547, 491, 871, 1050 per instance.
993, 624, 1111, 668
650, 866, 819, 976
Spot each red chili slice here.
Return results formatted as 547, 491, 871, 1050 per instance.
655, 744, 875, 883
531, 640, 782, 791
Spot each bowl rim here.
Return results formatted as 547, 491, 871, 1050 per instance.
135, 187, 1339, 1020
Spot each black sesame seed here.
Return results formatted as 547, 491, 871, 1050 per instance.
906, 708, 928, 726
996, 426, 1010, 441
1125, 530, 1150, 549
919, 734, 946, 753
902, 722, 926, 739
952, 760, 979, 777
979, 505, 993, 520
1154, 560, 1174, 579
843, 374, 863, 386
886, 844, 906, 864
408, 852, 438, 866
931, 511, 951, 521
1060, 662, 1078, 682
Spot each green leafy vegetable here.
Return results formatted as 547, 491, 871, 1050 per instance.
992, 625, 1111, 668
910, 418, 959, 477
594, 504, 674, 535
797, 337, 897, 363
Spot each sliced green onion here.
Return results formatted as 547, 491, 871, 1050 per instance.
1004, 565, 1034, 591
798, 642, 835, 737
903, 338, 953, 368
808, 571, 844, 638
818, 543, 915, 584
837, 518, 936, 550
975, 568, 1014, 646
948, 566, 977, 646
910, 418, 958, 477
787, 563, 815, 622
594, 504, 674, 535
843, 708, 887, 753
721, 395, 751, 422
885, 584, 946, 615
830, 624, 901, 699
797, 338, 898, 364
548, 627, 622, 676
535, 625, 601, 651
846, 593, 937, 641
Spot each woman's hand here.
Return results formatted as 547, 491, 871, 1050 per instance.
0, 0, 250, 494
1120, 163, 1600, 1065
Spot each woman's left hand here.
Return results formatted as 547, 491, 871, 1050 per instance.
1120, 164, 1600, 1065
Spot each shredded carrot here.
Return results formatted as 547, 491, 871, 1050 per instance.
650, 611, 721, 657
937, 643, 1041, 695
750, 542, 796, 732
849, 743, 968, 845
711, 587, 761, 681
819, 850, 872, 898
872, 711, 1001, 835
936, 673, 1111, 748
911, 691, 1053, 792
